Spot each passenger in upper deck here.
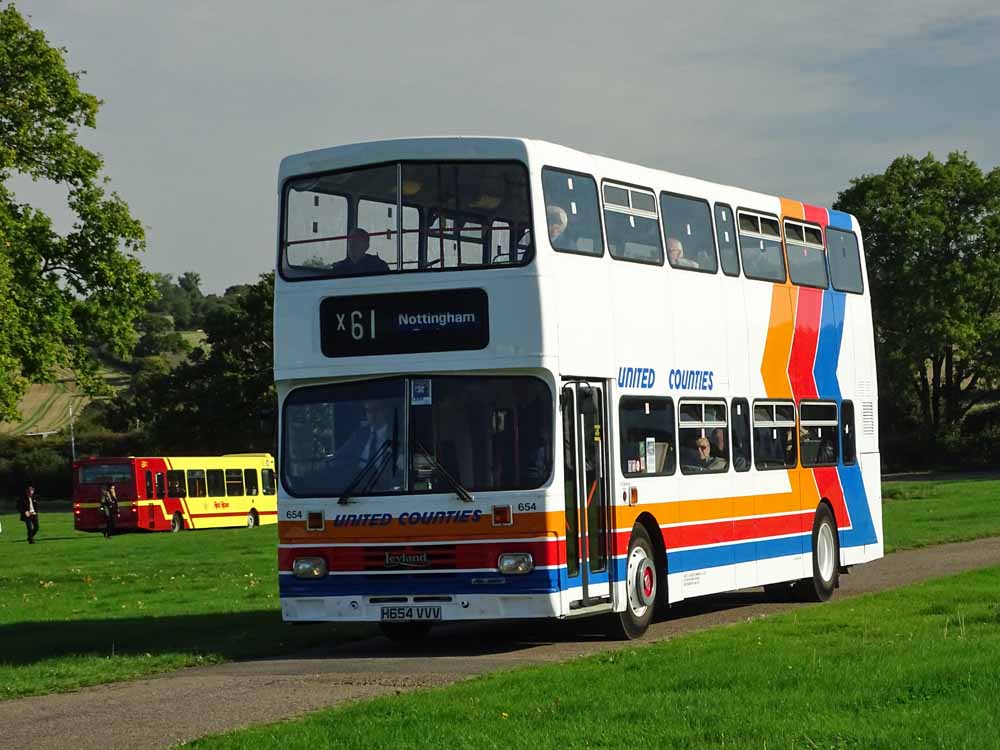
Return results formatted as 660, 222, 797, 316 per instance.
667, 237, 698, 269
333, 228, 390, 275
546, 205, 569, 243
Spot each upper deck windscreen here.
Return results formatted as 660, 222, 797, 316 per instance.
281, 161, 534, 279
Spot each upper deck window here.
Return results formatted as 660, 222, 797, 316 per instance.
541, 167, 604, 256
714, 204, 740, 277
827, 227, 865, 294
661, 192, 718, 273
281, 161, 534, 279
739, 211, 786, 283
785, 219, 829, 289
602, 182, 663, 265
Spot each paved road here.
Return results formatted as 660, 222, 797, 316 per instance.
5, 537, 1000, 750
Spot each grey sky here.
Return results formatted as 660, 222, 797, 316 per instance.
12, 0, 1000, 293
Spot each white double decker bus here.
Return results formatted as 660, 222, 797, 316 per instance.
275, 137, 881, 640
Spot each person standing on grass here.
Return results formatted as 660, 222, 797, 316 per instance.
17, 482, 40, 544
100, 483, 119, 538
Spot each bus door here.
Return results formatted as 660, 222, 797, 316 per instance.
560, 381, 612, 612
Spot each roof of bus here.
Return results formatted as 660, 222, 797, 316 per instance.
277, 136, 850, 225
75, 455, 274, 463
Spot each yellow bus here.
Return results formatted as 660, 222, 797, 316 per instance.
73, 453, 278, 532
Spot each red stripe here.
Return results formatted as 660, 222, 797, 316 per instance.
278, 539, 560, 573
611, 513, 814, 552
788, 287, 823, 400
813, 466, 851, 529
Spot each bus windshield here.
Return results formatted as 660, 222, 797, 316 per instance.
281, 161, 533, 279
282, 376, 552, 497
78, 463, 134, 484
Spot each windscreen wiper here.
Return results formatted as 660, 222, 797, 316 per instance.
414, 441, 474, 503
337, 439, 393, 505
338, 412, 400, 505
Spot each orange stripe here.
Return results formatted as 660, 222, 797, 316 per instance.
278, 490, 804, 544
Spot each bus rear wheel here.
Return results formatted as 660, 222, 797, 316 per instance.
379, 622, 432, 642
170, 512, 184, 533
609, 525, 656, 640
246, 509, 259, 529
798, 504, 839, 602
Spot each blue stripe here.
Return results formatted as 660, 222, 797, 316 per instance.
814, 291, 844, 400
812, 215, 878, 548
667, 534, 809, 573
827, 209, 853, 231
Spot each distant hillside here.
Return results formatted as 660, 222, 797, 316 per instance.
0, 330, 206, 436
0, 380, 93, 437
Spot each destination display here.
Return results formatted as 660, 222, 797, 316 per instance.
319, 288, 489, 357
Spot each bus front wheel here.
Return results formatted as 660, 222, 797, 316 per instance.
247, 509, 259, 529
610, 525, 656, 640
798, 504, 839, 602
170, 512, 184, 533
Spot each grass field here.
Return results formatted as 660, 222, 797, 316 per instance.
882, 478, 1000, 552
187, 565, 1000, 750
0, 478, 997, 703
0, 513, 365, 701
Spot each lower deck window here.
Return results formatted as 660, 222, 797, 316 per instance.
753, 402, 797, 469
679, 401, 729, 474
619, 397, 675, 476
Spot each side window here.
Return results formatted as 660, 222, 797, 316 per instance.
661, 192, 717, 273
841, 400, 857, 465
207, 469, 225, 497
619, 397, 675, 477
225, 469, 245, 497
800, 402, 839, 467
244, 468, 259, 496
262, 468, 276, 495
753, 402, 797, 469
167, 470, 186, 497
186, 469, 206, 498
739, 212, 786, 282
731, 398, 751, 472
602, 182, 663, 264
145, 470, 154, 498
715, 203, 740, 276
678, 401, 729, 474
155, 472, 165, 499
827, 227, 864, 293
541, 167, 603, 256
785, 220, 829, 288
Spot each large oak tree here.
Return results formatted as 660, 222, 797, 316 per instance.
835, 152, 1000, 455
0, 4, 153, 420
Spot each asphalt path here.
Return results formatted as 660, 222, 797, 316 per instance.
5, 536, 1000, 750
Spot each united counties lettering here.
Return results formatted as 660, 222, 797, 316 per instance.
668, 368, 714, 390
330, 509, 483, 527
617, 366, 656, 389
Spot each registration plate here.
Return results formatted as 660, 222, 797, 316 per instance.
380, 605, 442, 621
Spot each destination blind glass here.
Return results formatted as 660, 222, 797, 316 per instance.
319, 288, 489, 357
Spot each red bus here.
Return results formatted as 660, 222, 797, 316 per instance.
73, 454, 277, 533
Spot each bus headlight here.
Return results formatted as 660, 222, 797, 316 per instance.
498, 553, 534, 575
292, 557, 328, 579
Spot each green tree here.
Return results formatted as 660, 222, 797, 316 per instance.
117, 273, 275, 453
835, 152, 1000, 458
0, 4, 153, 420
134, 312, 190, 358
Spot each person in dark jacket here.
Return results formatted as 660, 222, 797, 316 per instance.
17, 483, 40, 544
100, 483, 119, 538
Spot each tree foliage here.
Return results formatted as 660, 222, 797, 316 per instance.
835, 152, 1000, 458
110, 273, 275, 454
0, 4, 153, 420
